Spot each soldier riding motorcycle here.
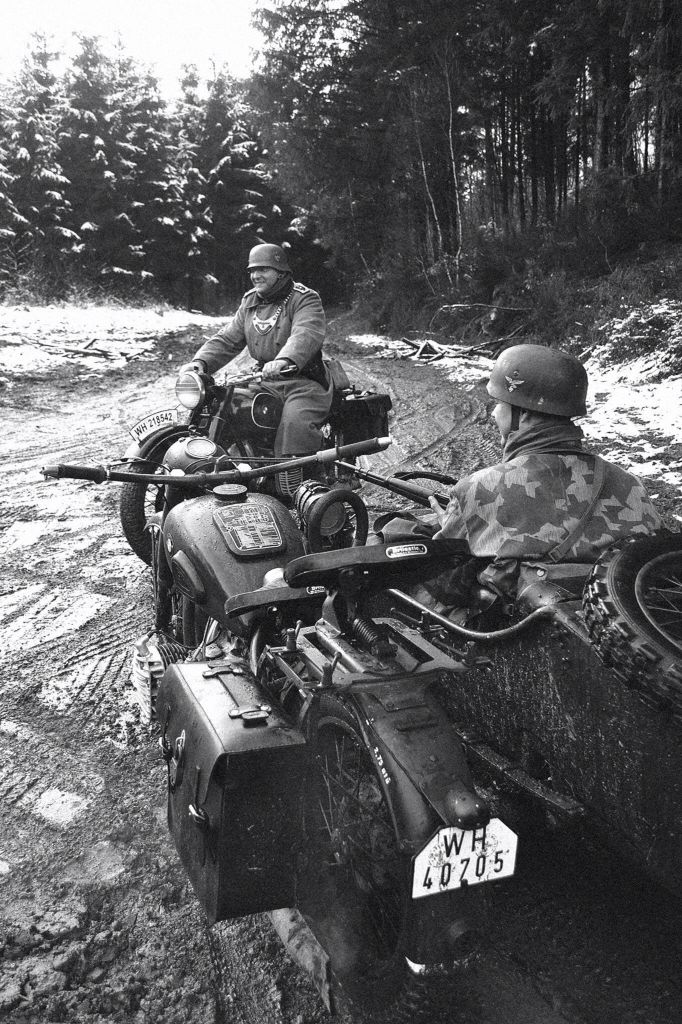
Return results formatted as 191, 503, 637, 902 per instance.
120, 360, 392, 565
120, 241, 393, 565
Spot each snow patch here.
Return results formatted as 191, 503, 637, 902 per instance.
582, 351, 682, 487
32, 788, 89, 826
0, 305, 219, 374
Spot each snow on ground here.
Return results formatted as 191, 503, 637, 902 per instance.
582, 351, 682, 486
0, 305, 218, 374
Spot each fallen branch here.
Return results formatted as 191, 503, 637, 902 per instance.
463, 323, 525, 358
436, 302, 529, 312
37, 340, 114, 358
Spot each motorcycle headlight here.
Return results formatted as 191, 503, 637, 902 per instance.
175, 370, 205, 410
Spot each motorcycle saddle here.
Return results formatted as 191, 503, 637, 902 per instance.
284, 538, 469, 592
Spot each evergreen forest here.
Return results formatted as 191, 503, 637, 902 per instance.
1, 0, 681, 326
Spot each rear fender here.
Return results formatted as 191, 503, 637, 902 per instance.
344, 684, 489, 850
342, 685, 490, 967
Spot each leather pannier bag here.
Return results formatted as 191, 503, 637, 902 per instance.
157, 660, 310, 924
328, 389, 392, 445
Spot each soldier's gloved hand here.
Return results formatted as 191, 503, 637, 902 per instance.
178, 360, 208, 376
428, 495, 448, 528
262, 358, 295, 380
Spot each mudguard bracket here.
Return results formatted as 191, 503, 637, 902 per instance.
455, 725, 585, 820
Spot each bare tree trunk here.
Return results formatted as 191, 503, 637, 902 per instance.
484, 114, 498, 226
499, 81, 510, 224
643, 82, 650, 174
543, 115, 556, 222
409, 87, 452, 288
514, 69, 525, 226
440, 46, 463, 288
657, 101, 667, 201
347, 181, 372, 276
575, 75, 582, 205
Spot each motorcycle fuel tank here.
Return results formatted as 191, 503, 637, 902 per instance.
162, 489, 306, 632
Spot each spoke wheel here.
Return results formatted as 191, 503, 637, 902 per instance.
635, 552, 682, 649
300, 698, 429, 1020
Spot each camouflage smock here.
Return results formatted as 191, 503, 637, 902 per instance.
437, 427, 662, 595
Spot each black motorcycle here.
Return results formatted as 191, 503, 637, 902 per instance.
119, 361, 393, 565
42, 445, 520, 1022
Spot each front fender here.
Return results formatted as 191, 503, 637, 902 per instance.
123, 424, 191, 464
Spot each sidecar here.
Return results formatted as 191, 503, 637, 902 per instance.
387, 533, 682, 900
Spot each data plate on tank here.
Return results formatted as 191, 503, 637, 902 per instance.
213, 503, 286, 558
412, 818, 517, 899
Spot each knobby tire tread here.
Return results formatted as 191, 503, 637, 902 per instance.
119, 430, 189, 564
582, 534, 682, 716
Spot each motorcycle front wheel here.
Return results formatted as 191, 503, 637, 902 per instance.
119, 429, 189, 564
300, 697, 444, 1022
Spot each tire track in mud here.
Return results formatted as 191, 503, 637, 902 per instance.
341, 354, 495, 475
1, 589, 114, 659
0, 720, 103, 832
3, 590, 145, 743
42, 647, 131, 724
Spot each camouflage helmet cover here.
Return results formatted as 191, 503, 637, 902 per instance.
487, 344, 588, 418
247, 243, 291, 273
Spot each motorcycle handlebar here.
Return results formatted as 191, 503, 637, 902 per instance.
42, 464, 108, 483
204, 363, 298, 387
41, 436, 392, 488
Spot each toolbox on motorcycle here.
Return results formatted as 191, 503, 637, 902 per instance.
156, 659, 310, 924
329, 388, 392, 444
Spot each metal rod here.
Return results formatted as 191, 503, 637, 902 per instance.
386, 588, 556, 642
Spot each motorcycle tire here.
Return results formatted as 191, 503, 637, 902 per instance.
583, 533, 682, 711
119, 429, 189, 564
299, 696, 449, 1022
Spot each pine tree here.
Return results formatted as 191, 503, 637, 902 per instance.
201, 69, 277, 294
2, 33, 75, 291
148, 65, 215, 308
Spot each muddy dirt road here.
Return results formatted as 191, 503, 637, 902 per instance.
1, 312, 681, 1024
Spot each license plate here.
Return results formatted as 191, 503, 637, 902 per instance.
412, 818, 517, 899
128, 409, 177, 444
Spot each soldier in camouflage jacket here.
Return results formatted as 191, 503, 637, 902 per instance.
186, 243, 332, 459
432, 345, 662, 600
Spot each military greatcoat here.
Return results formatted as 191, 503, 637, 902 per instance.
193, 282, 332, 456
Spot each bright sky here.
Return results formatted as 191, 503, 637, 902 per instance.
1, 0, 264, 94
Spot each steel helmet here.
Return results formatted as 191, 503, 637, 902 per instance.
247, 243, 291, 273
487, 344, 588, 418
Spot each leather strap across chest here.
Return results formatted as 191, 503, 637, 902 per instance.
546, 455, 607, 563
